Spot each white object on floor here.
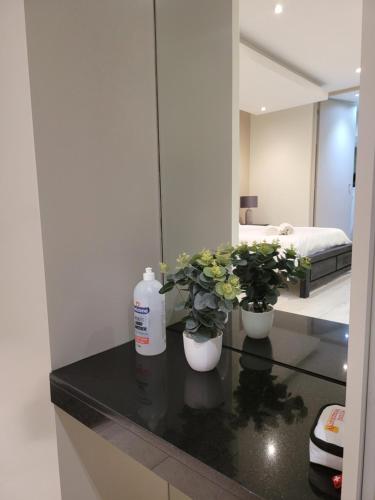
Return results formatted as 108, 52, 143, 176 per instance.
276, 272, 350, 324
239, 224, 351, 257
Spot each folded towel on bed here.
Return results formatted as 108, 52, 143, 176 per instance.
279, 223, 294, 235
264, 225, 279, 236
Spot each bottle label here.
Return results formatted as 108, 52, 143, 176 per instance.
134, 302, 150, 344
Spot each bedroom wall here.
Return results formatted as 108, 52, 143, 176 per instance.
240, 110, 251, 196
248, 104, 317, 226
0, 1, 60, 497
239, 110, 251, 225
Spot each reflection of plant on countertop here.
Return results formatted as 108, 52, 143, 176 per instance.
233, 241, 310, 313
159, 245, 240, 340
171, 404, 237, 478
232, 364, 308, 432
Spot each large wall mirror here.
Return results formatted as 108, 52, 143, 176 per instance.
155, 0, 361, 327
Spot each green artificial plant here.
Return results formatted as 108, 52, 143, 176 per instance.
159, 246, 241, 340
233, 241, 311, 313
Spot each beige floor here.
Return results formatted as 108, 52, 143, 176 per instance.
275, 272, 351, 324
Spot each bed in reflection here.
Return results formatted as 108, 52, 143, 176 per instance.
239, 224, 352, 298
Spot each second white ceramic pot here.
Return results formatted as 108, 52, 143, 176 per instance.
183, 331, 223, 372
241, 305, 275, 339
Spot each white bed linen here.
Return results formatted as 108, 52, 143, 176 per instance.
239, 225, 351, 257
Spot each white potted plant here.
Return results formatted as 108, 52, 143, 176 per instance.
159, 246, 240, 372
233, 241, 310, 339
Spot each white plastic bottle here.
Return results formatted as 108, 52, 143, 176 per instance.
134, 267, 166, 356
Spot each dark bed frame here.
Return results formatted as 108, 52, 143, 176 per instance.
299, 243, 352, 298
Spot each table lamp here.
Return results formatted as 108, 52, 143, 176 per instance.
240, 196, 258, 225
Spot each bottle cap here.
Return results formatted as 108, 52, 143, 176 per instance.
143, 267, 155, 281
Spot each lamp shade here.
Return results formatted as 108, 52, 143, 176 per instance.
240, 196, 258, 208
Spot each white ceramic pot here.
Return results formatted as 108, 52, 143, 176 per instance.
183, 331, 223, 372
241, 305, 274, 339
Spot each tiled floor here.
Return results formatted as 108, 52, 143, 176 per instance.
275, 271, 351, 324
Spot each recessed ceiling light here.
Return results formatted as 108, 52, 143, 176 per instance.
356, 67, 362, 74
261, 106, 267, 112
343, 363, 348, 371
274, 4, 283, 14
355, 93, 360, 97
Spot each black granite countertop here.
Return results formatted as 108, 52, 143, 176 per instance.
51, 314, 346, 500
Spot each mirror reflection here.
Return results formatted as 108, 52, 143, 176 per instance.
156, 0, 360, 327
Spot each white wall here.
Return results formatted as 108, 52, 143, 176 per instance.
156, 0, 239, 260
24, 1, 164, 497
24, 0, 162, 369
343, 0, 375, 497
314, 99, 357, 237
155, 0, 239, 321
0, 1, 60, 498
248, 104, 317, 226
18, 0, 238, 496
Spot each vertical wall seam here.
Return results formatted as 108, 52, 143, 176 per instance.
153, 0, 164, 268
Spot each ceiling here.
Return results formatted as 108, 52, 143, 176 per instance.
239, 0, 362, 113
240, 42, 327, 114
